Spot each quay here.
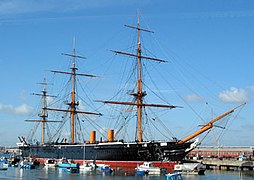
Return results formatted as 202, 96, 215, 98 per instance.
187, 146, 254, 171
200, 159, 254, 171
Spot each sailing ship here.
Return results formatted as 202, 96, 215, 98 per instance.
17, 15, 245, 168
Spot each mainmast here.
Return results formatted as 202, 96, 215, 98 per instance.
25, 78, 61, 144
48, 41, 101, 144
70, 42, 78, 145
136, 15, 144, 142
97, 14, 179, 142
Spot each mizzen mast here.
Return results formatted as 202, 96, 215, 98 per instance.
47, 41, 101, 144
25, 78, 61, 144
98, 15, 178, 142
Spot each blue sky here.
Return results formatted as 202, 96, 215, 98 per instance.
0, 0, 253, 147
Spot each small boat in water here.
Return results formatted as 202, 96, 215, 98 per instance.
166, 173, 183, 180
0, 163, 8, 170
20, 158, 35, 169
79, 162, 93, 171
96, 164, 114, 173
135, 168, 148, 176
44, 158, 57, 168
56, 158, 78, 169
135, 162, 166, 175
0, 157, 10, 170
0, 158, 9, 170
174, 162, 206, 175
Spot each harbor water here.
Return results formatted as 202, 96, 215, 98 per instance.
0, 167, 254, 180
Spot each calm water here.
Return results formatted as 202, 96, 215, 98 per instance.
0, 167, 254, 180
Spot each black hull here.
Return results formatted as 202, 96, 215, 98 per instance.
20, 141, 193, 162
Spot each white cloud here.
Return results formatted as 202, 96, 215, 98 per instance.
184, 94, 202, 102
218, 87, 248, 103
0, 103, 33, 115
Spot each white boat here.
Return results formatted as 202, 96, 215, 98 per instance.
0, 162, 8, 170
44, 159, 57, 168
79, 162, 93, 171
174, 162, 206, 175
135, 162, 165, 175
92, 163, 114, 173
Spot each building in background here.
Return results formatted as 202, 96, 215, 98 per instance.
187, 146, 254, 160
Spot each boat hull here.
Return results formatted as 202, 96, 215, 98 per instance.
19, 140, 193, 171
20, 141, 192, 161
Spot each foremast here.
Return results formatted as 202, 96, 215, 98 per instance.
47, 42, 102, 144
98, 15, 178, 142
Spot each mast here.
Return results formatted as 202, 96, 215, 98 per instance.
41, 78, 49, 144
25, 78, 61, 144
48, 40, 101, 144
177, 103, 246, 144
97, 13, 179, 142
136, 14, 143, 142
70, 40, 77, 144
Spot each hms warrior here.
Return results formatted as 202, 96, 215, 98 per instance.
18, 15, 245, 170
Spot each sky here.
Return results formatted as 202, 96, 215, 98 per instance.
0, 0, 253, 147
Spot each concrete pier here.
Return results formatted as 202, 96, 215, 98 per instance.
201, 159, 254, 171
